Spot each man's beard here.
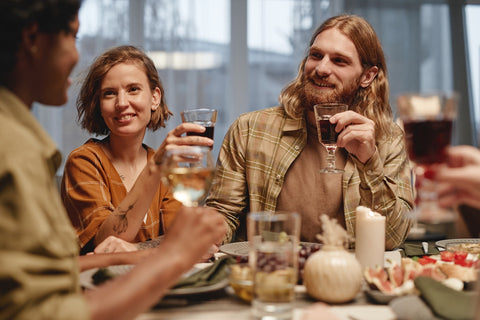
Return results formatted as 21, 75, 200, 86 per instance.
300, 76, 360, 111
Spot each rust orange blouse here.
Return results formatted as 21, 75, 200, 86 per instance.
61, 138, 181, 252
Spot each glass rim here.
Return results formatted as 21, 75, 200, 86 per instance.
396, 91, 458, 120
247, 211, 300, 221
182, 108, 217, 113
164, 145, 211, 154
313, 103, 349, 108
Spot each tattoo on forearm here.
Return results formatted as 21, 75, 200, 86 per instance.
136, 236, 164, 250
113, 203, 135, 234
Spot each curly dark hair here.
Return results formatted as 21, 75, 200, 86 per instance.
77, 45, 172, 135
0, 0, 81, 85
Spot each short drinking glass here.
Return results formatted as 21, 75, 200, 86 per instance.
181, 108, 217, 140
247, 211, 301, 320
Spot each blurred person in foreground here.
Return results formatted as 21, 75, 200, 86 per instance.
61, 45, 213, 255
434, 145, 480, 238
433, 145, 480, 320
0, 1, 225, 319
206, 14, 414, 250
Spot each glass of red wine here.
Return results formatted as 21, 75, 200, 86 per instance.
396, 92, 458, 235
314, 103, 348, 173
181, 108, 217, 140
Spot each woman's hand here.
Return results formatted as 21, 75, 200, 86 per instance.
153, 123, 214, 165
330, 111, 376, 164
93, 235, 138, 254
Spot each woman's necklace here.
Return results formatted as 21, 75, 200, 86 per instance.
102, 138, 147, 185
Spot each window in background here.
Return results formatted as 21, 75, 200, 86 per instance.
31, 0, 477, 175
466, 4, 480, 143
344, 0, 476, 145
141, 0, 230, 154
247, 0, 337, 111
344, 1, 453, 108
34, 0, 230, 170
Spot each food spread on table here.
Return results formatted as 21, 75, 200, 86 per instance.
446, 242, 480, 254
364, 249, 479, 298
229, 236, 480, 307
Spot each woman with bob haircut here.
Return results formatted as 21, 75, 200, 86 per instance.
62, 45, 213, 254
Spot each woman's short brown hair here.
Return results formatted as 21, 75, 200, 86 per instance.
77, 45, 172, 135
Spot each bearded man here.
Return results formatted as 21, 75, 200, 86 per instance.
206, 14, 414, 250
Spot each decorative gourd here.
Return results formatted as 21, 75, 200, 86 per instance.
303, 215, 363, 303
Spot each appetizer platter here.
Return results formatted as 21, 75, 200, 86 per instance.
364, 247, 479, 304
436, 238, 480, 254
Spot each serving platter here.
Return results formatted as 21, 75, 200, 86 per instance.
435, 238, 480, 249
219, 241, 250, 257
219, 241, 321, 257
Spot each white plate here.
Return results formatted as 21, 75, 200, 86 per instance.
219, 241, 250, 256
435, 238, 480, 248
79, 263, 229, 296
219, 241, 321, 257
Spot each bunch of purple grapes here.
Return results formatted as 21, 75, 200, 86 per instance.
235, 252, 287, 272
257, 251, 290, 272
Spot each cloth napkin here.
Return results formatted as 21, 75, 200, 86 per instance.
414, 276, 477, 320
401, 242, 440, 257
173, 255, 235, 289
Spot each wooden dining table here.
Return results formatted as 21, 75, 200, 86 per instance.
134, 283, 397, 320
129, 251, 403, 320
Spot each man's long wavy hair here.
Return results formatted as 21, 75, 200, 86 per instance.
279, 15, 393, 138
77, 45, 172, 136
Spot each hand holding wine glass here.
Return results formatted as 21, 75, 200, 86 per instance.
397, 92, 458, 227
314, 103, 348, 173
181, 108, 217, 140
160, 146, 215, 207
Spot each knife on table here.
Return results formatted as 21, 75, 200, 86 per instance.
422, 241, 429, 255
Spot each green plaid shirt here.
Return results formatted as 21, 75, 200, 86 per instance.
207, 106, 414, 250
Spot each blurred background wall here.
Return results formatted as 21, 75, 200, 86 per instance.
32, 0, 480, 172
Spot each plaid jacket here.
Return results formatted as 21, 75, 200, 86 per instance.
206, 106, 414, 250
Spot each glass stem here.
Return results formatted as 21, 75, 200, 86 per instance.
327, 148, 336, 169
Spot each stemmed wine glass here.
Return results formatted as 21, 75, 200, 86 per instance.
396, 92, 458, 234
160, 146, 215, 207
314, 103, 348, 173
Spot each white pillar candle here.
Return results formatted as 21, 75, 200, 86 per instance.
355, 206, 386, 270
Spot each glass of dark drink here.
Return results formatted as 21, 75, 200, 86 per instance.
181, 108, 217, 140
397, 92, 458, 235
314, 103, 348, 173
